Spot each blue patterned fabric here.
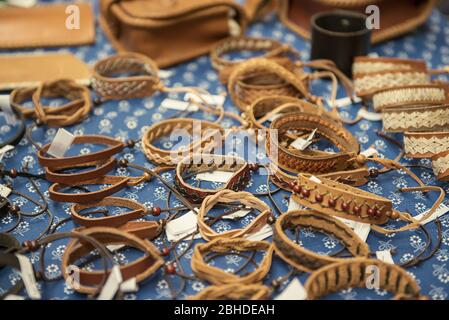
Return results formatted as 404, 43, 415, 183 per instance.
1, 0, 449, 300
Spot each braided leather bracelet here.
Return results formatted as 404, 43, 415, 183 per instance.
291, 173, 445, 233
191, 238, 273, 285
353, 56, 430, 98
267, 111, 361, 175
197, 190, 273, 241
62, 227, 164, 295
210, 36, 297, 84
188, 283, 271, 300
142, 118, 225, 165
304, 258, 425, 300
174, 154, 254, 204
11, 79, 91, 127
273, 210, 370, 272
404, 131, 449, 181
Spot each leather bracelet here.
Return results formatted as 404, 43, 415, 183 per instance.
273, 210, 370, 272
210, 36, 297, 84
267, 112, 361, 175
0, 233, 21, 253
197, 190, 273, 241
191, 238, 273, 285
228, 58, 314, 111
0, 253, 25, 299
372, 84, 449, 112
142, 118, 225, 166
188, 284, 271, 300
404, 131, 449, 181
62, 227, 164, 295
304, 258, 425, 300
71, 197, 163, 233
174, 154, 254, 204
0, 104, 25, 149
353, 57, 430, 98
291, 173, 445, 233
382, 104, 449, 133
92, 52, 161, 101
11, 79, 91, 127
49, 174, 151, 204
244, 95, 321, 130
38, 135, 127, 168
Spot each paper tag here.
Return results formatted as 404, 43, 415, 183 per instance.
274, 279, 307, 300
415, 203, 449, 225
245, 225, 273, 241
165, 210, 201, 242
46, 129, 75, 158
196, 171, 234, 183
0, 145, 14, 161
184, 93, 225, 107
4, 294, 26, 300
120, 277, 138, 293
287, 197, 301, 212
266, 113, 282, 122
0, 94, 17, 126
336, 217, 371, 242
161, 99, 198, 112
0, 184, 12, 197
361, 147, 378, 158
97, 265, 123, 300
290, 129, 317, 151
158, 70, 173, 79
328, 96, 362, 108
310, 176, 322, 184
106, 244, 125, 252
15, 254, 41, 300
7, 0, 37, 8
376, 250, 394, 264
223, 208, 252, 220
358, 108, 383, 121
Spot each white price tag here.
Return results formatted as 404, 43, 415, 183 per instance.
106, 244, 125, 252
7, 0, 37, 8
310, 176, 322, 184
244, 224, 273, 241
223, 208, 252, 220
15, 254, 41, 300
275, 279, 307, 300
47, 129, 75, 158
290, 129, 317, 151
0, 145, 14, 161
361, 147, 379, 158
98, 265, 123, 300
184, 93, 225, 106
415, 203, 449, 225
287, 197, 301, 212
0, 94, 17, 126
4, 294, 26, 300
328, 96, 362, 108
336, 217, 371, 242
357, 108, 383, 121
376, 250, 394, 264
0, 184, 12, 198
161, 99, 198, 112
165, 210, 201, 242
120, 277, 138, 293
158, 70, 174, 79
196, 171, 234, 183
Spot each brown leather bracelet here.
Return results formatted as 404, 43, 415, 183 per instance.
353, 56, 430, 98
197, 190, 272, 241
191, 238, 273, 285
210, 36, 297, 84
92, 52, 161, 101
142, 118, 225, 166
304, 258, 425, 300
174, 154, 253, 204
404, 131, 449, 181
188, 284, 271, 300
61, 227, 164, 295
267, 111, 361, 175
273, 210, 370, 272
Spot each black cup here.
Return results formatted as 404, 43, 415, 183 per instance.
311, 10, 371, 78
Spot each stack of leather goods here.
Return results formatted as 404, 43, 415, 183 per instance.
0, 0, 444, 302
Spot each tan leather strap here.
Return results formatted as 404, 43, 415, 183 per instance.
197, 190, 272, 241
273, 210, 370, 272
62, 227, 163, 295
191, 238, 273, 285
188, 283, 271, 300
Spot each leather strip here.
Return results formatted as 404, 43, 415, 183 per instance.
273, 210, 370, 272
175, 154, 252, 204
62, 227, 163, 295
197, 190, 271, 241
188, 284, 271, 300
